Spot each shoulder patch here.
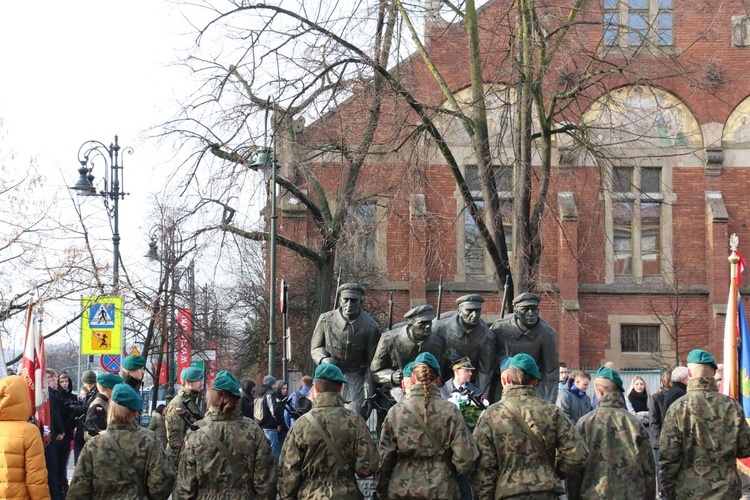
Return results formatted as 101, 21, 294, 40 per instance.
95, 407, 103, 412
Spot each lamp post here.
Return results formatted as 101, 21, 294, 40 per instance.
71, 135, 131, 292
249, 147, 278, 377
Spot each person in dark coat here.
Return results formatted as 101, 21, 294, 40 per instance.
73, 370, 98, 464
45, 369, 66, 500
56, 371, 78, 497
662, 366, 688, 417
240, 379, 256, 419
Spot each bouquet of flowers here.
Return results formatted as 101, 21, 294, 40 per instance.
449, 393, 485, 429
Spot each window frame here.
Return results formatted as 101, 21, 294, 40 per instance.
603, 0, 674, 49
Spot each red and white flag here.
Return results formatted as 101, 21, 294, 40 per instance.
20, 296, 50, 445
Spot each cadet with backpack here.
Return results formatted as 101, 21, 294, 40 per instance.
285, 376, 313, 427
255, 375, 283, 461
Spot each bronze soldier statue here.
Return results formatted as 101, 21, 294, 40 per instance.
370, 305, 445, 391
490, 292, 559, 403
310, 283, 381, 413
433, 294, 498, 400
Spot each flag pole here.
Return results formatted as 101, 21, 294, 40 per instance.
726, 234, 740, 399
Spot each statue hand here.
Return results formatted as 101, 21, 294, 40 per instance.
391, 371, 403, 385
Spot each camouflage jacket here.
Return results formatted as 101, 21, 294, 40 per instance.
173, 408, 277, 500
67, 421, 175, 500
83, 393, 109, 440
660, 377, 750, 499
567, 393, 654, 500
376, 383, 478, 499
165, 387, 203, 461
279, 391, 377, 500
148, 411, 167, 447
472, 385, 586, 499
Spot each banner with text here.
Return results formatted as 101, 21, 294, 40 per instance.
177, 308, 192, 376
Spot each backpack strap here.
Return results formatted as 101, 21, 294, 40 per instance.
403, 399, 456, 477
303, 412, 352, 474
502, 399, 551, 461
101, 431, 148, 500
198, 426, 250, 484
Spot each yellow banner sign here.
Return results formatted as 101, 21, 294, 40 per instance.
80, 296, 122, 355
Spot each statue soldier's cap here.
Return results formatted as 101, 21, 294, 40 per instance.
111, 383, 143, 411
594, 366, 624, 392
180, 366, 203, 382
212, 370, 241, 397
122, 355, 146, 370
314, 363, 348, 384
499, 356, 513, 372
403, 361, 416, 377
451, 356, 476, 372
510, 353, 542, 380
81, 370, 97, 384
404, 304, 435, 322
456, 294, 485, 309
513, 292, 541, 307
337, 283, 365, 300
414, 352, 442, 377
687, 348, 718, 369
96, 372, 123, 388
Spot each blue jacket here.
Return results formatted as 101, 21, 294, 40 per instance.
284, 385, 312, 428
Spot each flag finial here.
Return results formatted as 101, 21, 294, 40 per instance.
731, 233, 740, 252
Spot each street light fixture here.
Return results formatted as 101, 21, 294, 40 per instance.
249, 147, 278, 377
71, 135, 131, 292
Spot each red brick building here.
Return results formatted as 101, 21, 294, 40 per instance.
272, 0, 750, 371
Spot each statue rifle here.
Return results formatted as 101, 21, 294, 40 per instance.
333, 268, 342, 309
387, 291, 394, 330
436, 275, 443, 318
500, 275, 510, 318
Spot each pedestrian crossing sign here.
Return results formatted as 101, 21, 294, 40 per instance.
80, 296, 122, 355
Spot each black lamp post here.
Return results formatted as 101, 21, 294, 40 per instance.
71, 135, 131, 291
249, 147, 278, 377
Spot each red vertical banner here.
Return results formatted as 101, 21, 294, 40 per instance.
176, 308, 192, 376
21, 297, 50, 444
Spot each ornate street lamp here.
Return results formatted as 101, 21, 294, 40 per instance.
71, 135, 131, 291
249, 147, 278, 377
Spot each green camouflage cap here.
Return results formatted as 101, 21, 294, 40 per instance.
111, 383, 143, 411
122, 355, 146, 370
414, 352, 442, 378
314, 363, 348, 384
180, 366, 204, 382
212, 370, 241, 397
96, 372, 123, 389
81, 370, 97, 384
403, 361, 416, 377
510, 353, 542, 380
594, 366, 624, 392
686, 348, 718, 369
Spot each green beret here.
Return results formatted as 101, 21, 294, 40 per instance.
499, 356, 513, 372
456, 294, 484, 309
97, 372, 123, 389
594, 366, 624, 392
404, 304, 436, 322
122, 355, 146, 370
414, 352, 442, 378
686, 348, 718, 369
314, 363, 348, 384
111, 383, 143, 411
513, 292, 541, 307
403, 361, 416, 378
510, 353, 542, 380
337, 283, 365, 299
180, 366, 204, 382
81, 370, 97, 384
212, 371, 241, 397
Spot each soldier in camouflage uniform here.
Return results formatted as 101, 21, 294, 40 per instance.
174, 371, 277, 499
660, 349, 750, 499
83, 372, 122, 440
68, 383, 175, 499
279, 363, 378, 499
566, 366, 654, 500
165, 366, 204, 462
472, 353, 586, 499
377, 352, 478, 500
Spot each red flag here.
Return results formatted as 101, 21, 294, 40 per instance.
176, 309, 192, 375
20, 297, 50, 445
